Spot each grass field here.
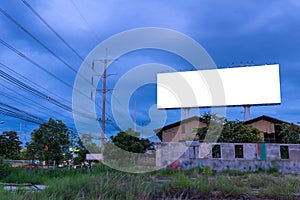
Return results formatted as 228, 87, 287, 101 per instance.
1, 165, 300, 199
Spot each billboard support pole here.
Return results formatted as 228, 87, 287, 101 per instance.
244, 105, 251, 121
183, 108, 190, 119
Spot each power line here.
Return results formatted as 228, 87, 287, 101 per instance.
1, 3, 122, 133
17, 1, 105, 109
0, 7, 75, 74
21, 0, 85, 61
0, 39, 96, 106
0, 61, 72, 105
0, 65, 71, 112
0, 7, 92, 85
0, 101, 45, 125
0, 38, 74, 90
0, 82, 74, 123
0, 83, 57, 118
0, 63, 97, 122
0, 62, 100, 121
69, 0, 100, 42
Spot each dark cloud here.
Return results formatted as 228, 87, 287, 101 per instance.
0, 0, 300, 141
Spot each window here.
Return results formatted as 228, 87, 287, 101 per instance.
189, 146, 198, 159
280, 146, 289, 159
212, 144, 221, 158
264, 133, 276, 143
235, 145, 244, 158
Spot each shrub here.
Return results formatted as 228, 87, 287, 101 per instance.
0, 157, 12, 180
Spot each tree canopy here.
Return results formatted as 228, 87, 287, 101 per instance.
25, 118, 71, 164
278, 123, 300, 144
196, 114, 262, 143
103, 128, 154, 167
110, 129, 153, 153
0, 131, 22, 159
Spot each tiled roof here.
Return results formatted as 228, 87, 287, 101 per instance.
244, 115, 288, 125
155, 116, 204, 141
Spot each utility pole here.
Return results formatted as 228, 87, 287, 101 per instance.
92, 50, 117, 153
100, 58, 108, 152
20, 120, 22, 139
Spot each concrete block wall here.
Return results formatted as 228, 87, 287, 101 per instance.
288, 145, 300, 161
156, 142, 300, 174
266, 144, 280, 160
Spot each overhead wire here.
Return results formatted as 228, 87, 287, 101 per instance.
0, 60, 72, 105
0, 63, 98, 123
0, 82, 75, 124
0, 7, 92, 85
0, 39, 100, 115
19, 0, 115, 116
0, 38, 74, 90
21, 0, 85, 61
0, 101, 45, 124
0, 64, 72, 112
69, 0, 100, 42
0, 83, 59, 118
2, 2, 123, 133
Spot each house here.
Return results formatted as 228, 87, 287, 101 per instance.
244, 115, 287, 143
155, 116, 207, 142
155, 115, 291, 143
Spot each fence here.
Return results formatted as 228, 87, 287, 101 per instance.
156, 142, 300, 173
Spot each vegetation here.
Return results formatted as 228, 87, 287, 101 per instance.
0, 131, 22, 159
110, 128, 153, 153
2, 117, 300, 199
24, 118, 71, 164
22, 118, 88, 166
196, 114, 262, 143
103, 128, 154, 170
79, 133, 99, 154
1, 165, 300, 199
0, 157, 11, 179
278, 123, 300, 144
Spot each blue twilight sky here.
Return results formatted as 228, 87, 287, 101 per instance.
0, 0, 300, 143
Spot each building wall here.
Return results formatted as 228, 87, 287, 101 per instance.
156, 142, 300, 174
246, 120, 275, 134
162, 120, 206, 142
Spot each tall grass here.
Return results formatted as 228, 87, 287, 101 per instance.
1, 164, 300, 199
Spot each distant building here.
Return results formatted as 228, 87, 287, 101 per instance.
155, 116, 206, 142
244, 115, 287, 143
155, 115, 291, 143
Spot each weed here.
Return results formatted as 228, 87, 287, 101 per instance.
203, 166, 214, 176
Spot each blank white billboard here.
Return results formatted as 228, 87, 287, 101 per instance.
157, 64, 281, 109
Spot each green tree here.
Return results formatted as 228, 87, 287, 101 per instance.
103, 129, 154, 167
196, 114, 262, 143
70, 133, 100, 164
25, 118, 71, 164
278, 123, 300, 144
220, 121, 262, 143
110, 129, 153, 153
72, 138, 88, 164
0, 131, 22, 159
80, 133, 100, 153
196, 113, 225, 142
